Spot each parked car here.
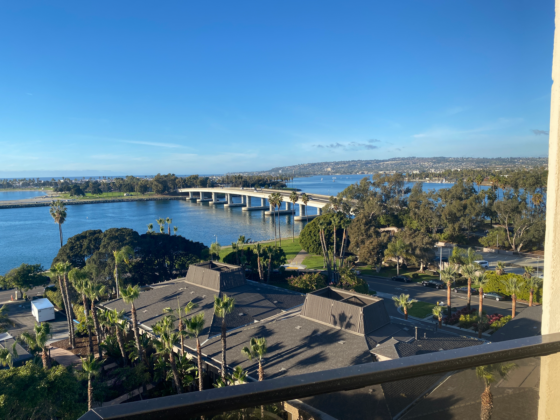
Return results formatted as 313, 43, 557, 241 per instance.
433, 256, 449, 263
391, 275, 412, 283
453, 287, 479, 295
475, 260, 489, 268
421, 280, 445, 289
484, 292, 507, 301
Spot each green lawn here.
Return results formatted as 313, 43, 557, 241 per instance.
408, 301, 436, 319
60, 191, 157, 200
301, 254, 325, 270
358, 266, 440, 282
218, 238, 303, 263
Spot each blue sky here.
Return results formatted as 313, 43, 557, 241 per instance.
0, 1, 554, 176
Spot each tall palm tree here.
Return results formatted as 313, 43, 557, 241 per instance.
166, 217, 172, 235
472, 272, 489, 337
186, 313, 206, 391
476, 363, 516, 420
21, 322, 51, 369
50, 262, 76, 349
339, 217, 352, 267
214, 294, 236, 379
81, 354, 103, 410
461, 264, 477, 311
384, 238, 412, 276
301, 193, 310, 223
147, 223, 154, 233
113, 245, 134, 299
255, 243, 264, 281
523, 266, 535, 279
173, 226, 178, 235
505, 277, 521, 318
526, 276, 542, 307
153, 321, 183, 394
0, 341, 18, 369
440, 265, 457, 316
156, 218, 165, 233
267, 194, 278, 245
274, 193, 283, 246
210, 242, 221, 262
85, 282, 106, 358
69, 268, 93, 354
108, 309, 128, 366
164, 298, 197, 356
120, 285, 142, 362
432, 305, 444, 327
392, 294, 418, 320
49, 200, 67, 247
289, 191, 299, 243
241, 337, 267, 381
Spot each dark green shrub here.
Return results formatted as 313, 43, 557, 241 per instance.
490, 315, 512, 331
483, 272, 542, 303
336, 267, 369, 294
299, 214, 344, 255
411, 273, 419, 279
287, 273, 327, 293
44, 286, 64, 310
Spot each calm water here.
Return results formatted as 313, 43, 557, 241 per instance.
0, 176, 467, 275
0, 190, 46, 201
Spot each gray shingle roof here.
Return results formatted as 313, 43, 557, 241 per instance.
370, 337, 401, 360
491, 306, 542, 343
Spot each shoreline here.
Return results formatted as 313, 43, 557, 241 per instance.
0, 195, 187, 209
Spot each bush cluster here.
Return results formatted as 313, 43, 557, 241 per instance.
287, 273, 327, 293
483, 271, 542, 303
458, 313, 479, 329
490, 315, 512, 332
443, 307, 476, 325
335, 268, 369, 294
299, 214, 344, 255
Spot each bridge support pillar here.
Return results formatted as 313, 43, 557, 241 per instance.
261, 198, 266, 206
300, 205, 306, 216
245, 195, 251, 208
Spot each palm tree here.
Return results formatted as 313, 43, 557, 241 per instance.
166, 217, 172, 235
267, 194, 277, 245
432, 305, 444, 327
476, 363, 516, 420
0, 341, 18, 368
156, 218, 165, 233
147, 223, 154, 233
505, 277, 521, 318
241, 337, 267, 381
120, 285, 142, 362
186, 313, 206, 391
113, 245, 134, 298
214, 294, 236, 379
523, 266, 535, 279
85, 282, 106, 358
50, 262, 76, 349
300, 193, 310, 223
339, 217, 352, 267
49, 200, 67, 247
384, 238, 412, 276
392, 294, 418, 320
289, 191, 299, 243
440, 265, 457, 316
255, 244, 264, 281
153, 322, 183, 394
81, 354, 103, 410
210, 242, 221, 262
472, 272, 489, 337
69, 268, 93, 354
526, 276, 542, 307
108, 309, 128, 365
461, 264, 477, 311
274, 192, 283, 246
21, 322, 51, 369
173, 226, 178, 235
164, 298, 197, 356
495, 261, 506, 276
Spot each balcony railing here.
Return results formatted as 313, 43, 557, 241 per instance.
79, 332, 560, 420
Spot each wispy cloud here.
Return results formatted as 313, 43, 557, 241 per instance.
314, 141, 378, 151
532, 129, 549, 136
121, 140, 183, 148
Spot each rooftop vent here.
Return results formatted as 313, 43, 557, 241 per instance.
238, 313, 244, 316
338, 341, 345, 345
295, 326, 302, 330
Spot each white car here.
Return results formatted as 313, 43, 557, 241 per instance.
475, 260, 489, 268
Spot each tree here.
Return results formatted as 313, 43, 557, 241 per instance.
0, 305, 15, 333
476, 363, 516, 420
69, 268, 94, 355
241, 337, 267, 381
289, 191, 299, 242
21, 322, 51, 369
472, 272, 489, 337
209, 242, 221, 261
461, 264, 477, 311
120, 285, 143, 363
173, 226, 178, 235
255, 244, 264, 281
432, 305, 444, 327
81, 354, 103, 410
0, 362, 86, 420
300, 213, 342, 255
163, 298, 197, 357
394, 228, 435, 272
268, 194, 278, 245
440, 265, 457, 316
50, 200, 67, 247
392, 294, 417, 320
166, 217, 172, 235
108, 309, 128, 366
4, 263, 49, 296
338, 217, 352, 267
48, 263, 75, 348
523, 266, 535, 279
495, 261, 506, 276
153, 317, 183, 394
85, 282, 106, 357
113, 246, 134, 298
147, 223, 154, 233
186, 313, 206, 391
214, 295, 236, 379
504, 277, 521, 318
0, 341, 18, 368
384, 238, 412, 275
526, 276, 542, 307
301, 193, 310, 223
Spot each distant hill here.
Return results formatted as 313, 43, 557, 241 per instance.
230, 157, 548, 176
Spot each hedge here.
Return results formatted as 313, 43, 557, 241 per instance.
483, 271, 542, 303
299, 214, 344, 255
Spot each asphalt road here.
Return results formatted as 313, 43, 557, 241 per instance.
363, 275, 526, 317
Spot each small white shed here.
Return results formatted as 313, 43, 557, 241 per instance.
31, 298, 55, 323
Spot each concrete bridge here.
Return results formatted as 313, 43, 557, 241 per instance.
177, 187, 330, 221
